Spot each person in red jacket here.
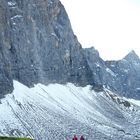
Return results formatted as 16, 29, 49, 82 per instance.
80, 135, 85, 140
72, 135, 78, 140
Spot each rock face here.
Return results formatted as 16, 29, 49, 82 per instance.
0, 0, 140, 100
84, 47, 116, 92
105, 50, 140, 99
0, 0, 94, 98
84, 48, 140, 99
0, 0, 14, 98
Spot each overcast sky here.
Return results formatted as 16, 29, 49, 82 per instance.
60, 0, 140, 60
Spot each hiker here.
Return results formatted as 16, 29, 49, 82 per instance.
72, 135, 78, 140
80, 135, 85, 140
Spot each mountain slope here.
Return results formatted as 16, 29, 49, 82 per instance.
0, 136, 32, 140
84, 47, 117, 91
84, 48, 140, 99
0, 81, 140, 140
0, 0, 140, 140
105, 50, 140, 99
0, 0, 94, 98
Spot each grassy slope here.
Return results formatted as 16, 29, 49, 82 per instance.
0, 136, 33, 140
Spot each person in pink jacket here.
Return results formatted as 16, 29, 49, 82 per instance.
80, 135, 85, 140
72, 135, 78, 140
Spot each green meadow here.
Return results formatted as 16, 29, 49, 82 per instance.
0, 136, 33, 140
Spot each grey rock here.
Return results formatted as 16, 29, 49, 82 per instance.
85, 47, 140, 99
0, 0, 94, 98
0, 0, 13, 97
84, 47, 117, 92
105, 50, 140, 99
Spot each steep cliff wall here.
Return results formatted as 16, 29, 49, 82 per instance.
0, 0, 94, 98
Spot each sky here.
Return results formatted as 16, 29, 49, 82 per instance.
60, 0, 140, 60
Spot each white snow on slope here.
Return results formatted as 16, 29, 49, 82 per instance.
0, 81, 140, 140
8, 1, 16, 6
127, 99, 140, 107
2, 81, 108, 123
106, 68, 116, 77
11, 15, 23, 20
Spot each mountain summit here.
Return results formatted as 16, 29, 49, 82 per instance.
124, 50, 140, 63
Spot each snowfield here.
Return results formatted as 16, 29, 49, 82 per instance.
0, 81, 140, 140
127, 99, 140, 107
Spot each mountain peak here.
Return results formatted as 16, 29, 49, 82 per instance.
128, 50, 138, 56
84, 47, 100, 57
124, 50, 140, 62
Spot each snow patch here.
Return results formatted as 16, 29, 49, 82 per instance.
124, 69, 129, 73
127, 99, 140, 107
106, 68, 116, 77
8, 1, 16, 6
11, 15, 23, 20
95, 63, 100, 67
